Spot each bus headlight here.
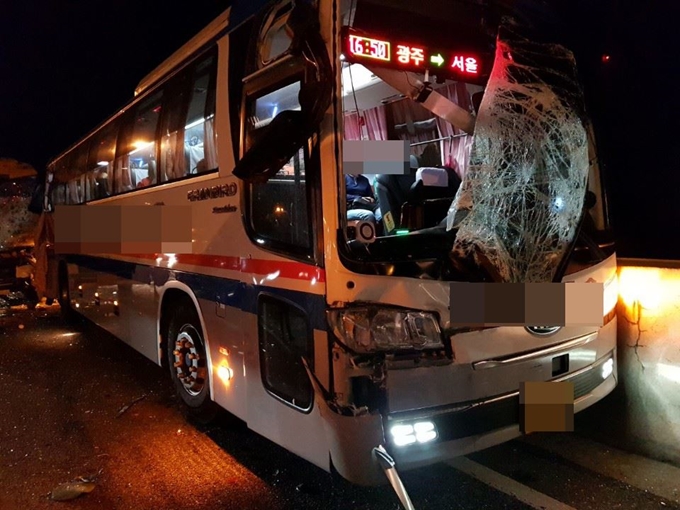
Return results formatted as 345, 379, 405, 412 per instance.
328, 307, 443, 353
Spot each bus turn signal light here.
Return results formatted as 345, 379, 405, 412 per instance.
217, 365, 233, 383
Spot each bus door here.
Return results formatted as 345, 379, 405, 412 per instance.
229, 0, 333, 471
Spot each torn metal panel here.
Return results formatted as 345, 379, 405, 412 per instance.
447, 25, 589, 283
305, 360, 386, 486
365, 65, 477, 135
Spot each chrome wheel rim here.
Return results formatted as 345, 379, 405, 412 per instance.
172, 324, 206, 396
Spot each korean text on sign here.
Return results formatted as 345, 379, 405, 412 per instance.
451, 55, 478, 74
396, 45, 425, 66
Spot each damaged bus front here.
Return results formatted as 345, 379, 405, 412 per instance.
321, 0, 617, 484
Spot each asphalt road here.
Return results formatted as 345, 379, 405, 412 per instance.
1, 307, 678, 510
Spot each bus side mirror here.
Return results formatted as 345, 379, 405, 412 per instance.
287, 0, 319, 55
232, 110, 308, 182
233, 0, 331, 183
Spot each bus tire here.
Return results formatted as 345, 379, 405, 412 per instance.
57, 264, 75, 322
166, 304, 218, 424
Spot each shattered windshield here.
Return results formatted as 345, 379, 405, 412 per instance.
338, 1, 612, 282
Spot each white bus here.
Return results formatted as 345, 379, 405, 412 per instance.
45, 0, 618, 488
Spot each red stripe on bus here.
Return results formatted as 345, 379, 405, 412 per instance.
124, 253, 326, 283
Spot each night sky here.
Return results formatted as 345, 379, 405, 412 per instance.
0, 0, 228, 167
0, 1, 677, 258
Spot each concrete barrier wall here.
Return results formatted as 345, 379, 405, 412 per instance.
577, 259, 680, 466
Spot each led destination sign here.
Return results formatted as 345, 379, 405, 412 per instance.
344, 30, 482, 79
348, 34, 391, 61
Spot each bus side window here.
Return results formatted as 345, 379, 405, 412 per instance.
112, 92, 162, 191
52, 156, 71, 204
131, 92, 162, 189
67, 179, 82, 204
86, 118, 119, 200
159, 69, 189, 183
184, 52, 218, 175
71, 143, 89, 204
53, 183, 65, 205
113, 110, 136, 194
81, 172, 94, 202
258, 295, 313, 410
113, 156, 132, 194
244, 79, 314, 255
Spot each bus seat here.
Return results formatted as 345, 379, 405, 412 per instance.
415, 167, 448, 187
408, 166, 461, 204
401, 166, 462, 230
374, 155, 419, 234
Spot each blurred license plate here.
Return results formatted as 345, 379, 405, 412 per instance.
519, 381, 574, 434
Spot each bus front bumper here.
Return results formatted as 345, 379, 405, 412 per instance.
319, 348, 617, 486
384, 349, 617, 471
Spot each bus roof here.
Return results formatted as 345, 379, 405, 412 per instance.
134, 8, 231, 97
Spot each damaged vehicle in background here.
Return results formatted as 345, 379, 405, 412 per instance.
0, 173, 40, 312
0, 246, 39, 313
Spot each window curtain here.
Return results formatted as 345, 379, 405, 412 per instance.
364, 105, 387, 141
434, 82, 474, 179
67, 180, 80, 204
343, 112, 362, 140
54, 184, 66, 205
114, 156, 132, 193
82, 172, 94, 202
160, 135, 171, 182
95, 164, 110, 199
204, 117, 218, 171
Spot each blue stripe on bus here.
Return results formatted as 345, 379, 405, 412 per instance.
65, 254, 328, 331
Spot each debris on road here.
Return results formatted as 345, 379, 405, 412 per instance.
50, 468, 103, 501
116, 394, 147, 418
77, 469, 104, 483
49, 481, 96, 501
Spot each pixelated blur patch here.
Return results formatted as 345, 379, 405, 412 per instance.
565, 282, 603, 325
519, 381, 574, 434
449, 282, 603, 326
160, 206, 192, 254
54, 205, 83, 254
54, 205, 193, 254
343, 140, 409, 175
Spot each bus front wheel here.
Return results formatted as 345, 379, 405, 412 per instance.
166, 304, 218, 424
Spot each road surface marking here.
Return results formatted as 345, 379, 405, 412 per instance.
521, 434, 680, 504
448, 456, 578, 510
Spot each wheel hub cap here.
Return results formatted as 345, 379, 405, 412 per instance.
172, 327, 206, 396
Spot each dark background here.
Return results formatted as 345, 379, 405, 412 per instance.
0, 0, 677, 258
